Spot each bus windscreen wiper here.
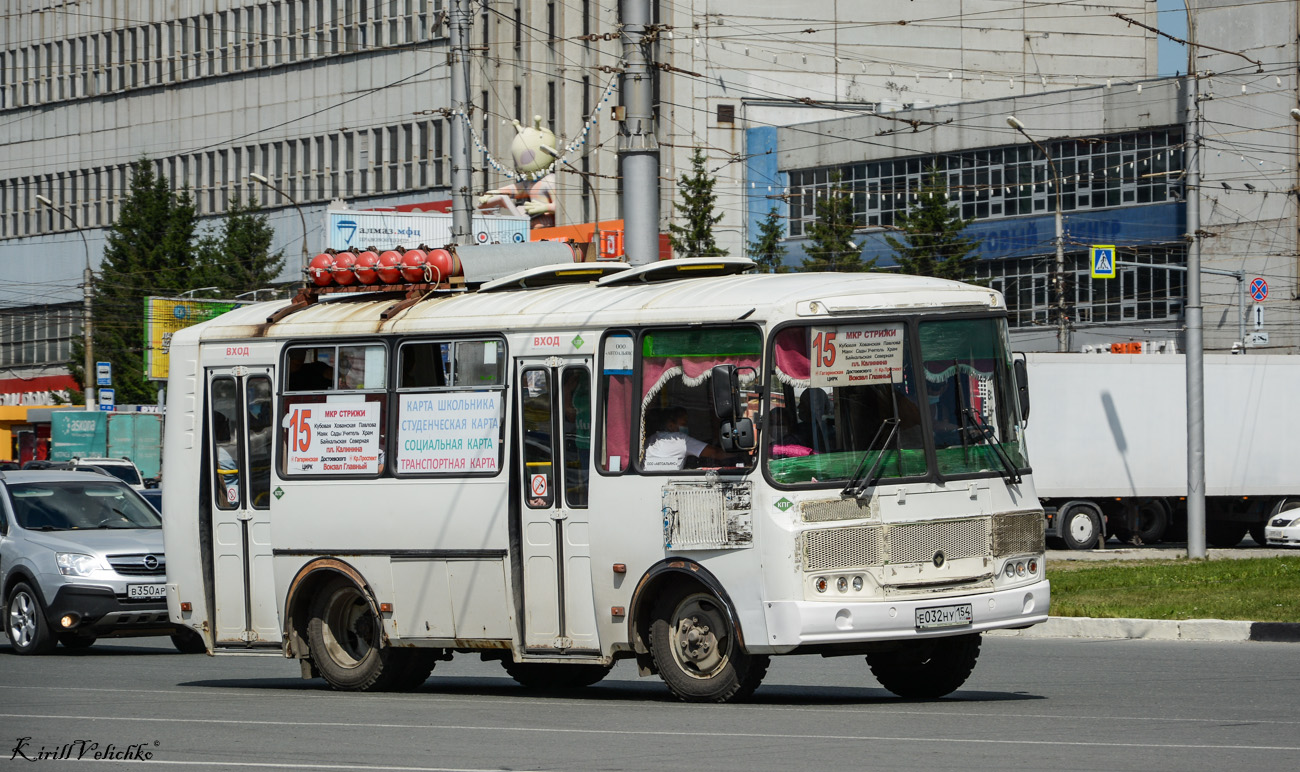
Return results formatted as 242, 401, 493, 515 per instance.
960, 407, 1022, 485
841, 418, 901, 499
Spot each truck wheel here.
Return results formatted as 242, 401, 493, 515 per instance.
6, 582, 56, 655
1205, 521, 1248, 548
1132, 500, 1169, 544
649, 589, 768, 703
867, 633, 982, 699
307, 578, 409, 691
1249, 523, 1268, 547
1061, 505, 1102, 550
503, 662, 612, 690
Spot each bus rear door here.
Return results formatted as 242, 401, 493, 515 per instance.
515, 357, 600, 654
206, 367, 279, 646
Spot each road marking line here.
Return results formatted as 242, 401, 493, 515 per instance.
2, 713, 1298, 753
3, 683, 1298, 727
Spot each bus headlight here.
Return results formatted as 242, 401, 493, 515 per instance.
852, 576, 864, 591
836, 576, 848, 593
1004, 562, 1016, 578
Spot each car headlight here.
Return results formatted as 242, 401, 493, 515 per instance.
56, 553, 105, 577
1290, 517, 1300, 528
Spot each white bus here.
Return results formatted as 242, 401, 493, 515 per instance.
161, 257, 1048, 703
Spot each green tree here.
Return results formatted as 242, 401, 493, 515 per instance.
668, 147, 728, 258
884, 167, 981, 281
195, 196, 286, 295
802, 173, 869, 271
74, 159, 199, 405
747, 207, 788, 273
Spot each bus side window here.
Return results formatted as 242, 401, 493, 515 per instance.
521, 368, 553, 507
598, 333, 634, 474
211, 377, 242, 509
246, 376, 273, 509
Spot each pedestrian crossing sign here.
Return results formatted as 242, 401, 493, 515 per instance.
1090, 245, 1117, 279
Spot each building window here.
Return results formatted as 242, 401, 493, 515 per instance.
785, 129, 1185, 237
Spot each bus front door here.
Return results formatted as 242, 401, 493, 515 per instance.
516, 359, 600, 654
206, 368, 279, 646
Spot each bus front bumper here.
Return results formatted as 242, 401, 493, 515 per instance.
757, 579, 1049, 653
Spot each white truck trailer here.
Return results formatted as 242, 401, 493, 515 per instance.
1024, 353, 1300, 549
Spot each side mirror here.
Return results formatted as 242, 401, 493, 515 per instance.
719, 417, 756, 453
1013, 356, 1030, 423
710, 364, 739, 420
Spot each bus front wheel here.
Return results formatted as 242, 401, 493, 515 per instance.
648, 589, 768, 703
307, 578, 431, 691
866, 632, 982, 699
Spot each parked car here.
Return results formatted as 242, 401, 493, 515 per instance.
68, 457, 145, 491
0, 470, 203, 654
20, 460, 72, 471
1264, 503, 1300, 547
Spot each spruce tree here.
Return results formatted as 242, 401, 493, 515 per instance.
802, 173, 869, 271
884, 167, 981, 281
748, 207, 788, 273
75, 159, 199, 405
668, 147, 728, 258
195, 196, 286, 295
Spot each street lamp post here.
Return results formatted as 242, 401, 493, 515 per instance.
36, 194, 96, 411
249, 173, 310, 284
1007, 116, 1069, 353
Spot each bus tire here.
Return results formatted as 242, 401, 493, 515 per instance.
170, 629, 207, 654
648, 589, 768, 703
306, 578, 406, 691
866, 632, 982, 699
502, 662, 611, 690
386, 649, 438, 692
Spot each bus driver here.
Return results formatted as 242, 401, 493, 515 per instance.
643, 407, 727, 471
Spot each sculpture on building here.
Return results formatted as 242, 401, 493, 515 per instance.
477, 116, 557, 229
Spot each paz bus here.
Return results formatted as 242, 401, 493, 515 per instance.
160, 253, 1048, 703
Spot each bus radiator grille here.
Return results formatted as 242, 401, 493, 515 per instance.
802, 518, 989, 571
662, 481, 754, 550
991, 511, 1045, 556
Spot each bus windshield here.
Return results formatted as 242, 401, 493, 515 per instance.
765, 316, 1024, 485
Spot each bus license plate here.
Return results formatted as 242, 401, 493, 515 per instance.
127, 584, 167, 600
915, 603, 972, 630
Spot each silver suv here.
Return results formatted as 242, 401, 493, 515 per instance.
0, 471, 202, 654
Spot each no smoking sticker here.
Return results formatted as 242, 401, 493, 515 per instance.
530, 474, 548, 498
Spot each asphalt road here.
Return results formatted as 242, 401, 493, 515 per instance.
2, 635, 1297, 772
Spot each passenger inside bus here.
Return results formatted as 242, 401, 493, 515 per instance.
643, 406, 727, 471
768, 406, 812, 458
213, 412, 240, 506
287, 351, 335, 391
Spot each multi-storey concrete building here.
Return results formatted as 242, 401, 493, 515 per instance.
0, 1, 1158, 438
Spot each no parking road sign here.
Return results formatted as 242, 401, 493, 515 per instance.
1250, 277, 1268, 302
1090, 245, 1116, 279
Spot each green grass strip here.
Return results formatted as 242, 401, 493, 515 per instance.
1047, 556, 1300, 622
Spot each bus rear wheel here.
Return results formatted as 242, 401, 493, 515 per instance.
503, 662, 611, 690
866, 632, 982, 699
648, 589, 768, 703
307, 578, 421, 691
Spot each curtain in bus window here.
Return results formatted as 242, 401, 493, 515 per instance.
773, 327, 811, 387
601, 373, 632, 473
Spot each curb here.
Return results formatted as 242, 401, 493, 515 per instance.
987, 617, 1300, 643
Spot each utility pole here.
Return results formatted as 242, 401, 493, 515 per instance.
619, 0, 660, 266
37, 195, 95, 411
448, 0, 474, 246
1185, 64, 1207, 559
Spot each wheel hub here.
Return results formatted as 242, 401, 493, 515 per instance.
8, 592, 36, 648
669, 596, 729, 678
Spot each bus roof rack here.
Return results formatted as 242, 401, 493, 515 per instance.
477, 262, 630, 292
594, 257, 756, 286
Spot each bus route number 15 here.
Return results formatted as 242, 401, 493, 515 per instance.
812, 331, 837, 368
288, 408, 313, 452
